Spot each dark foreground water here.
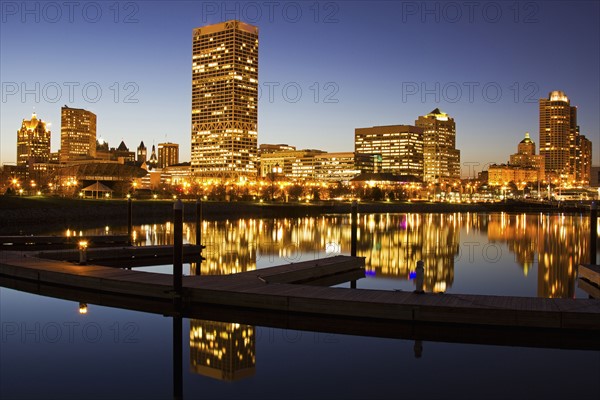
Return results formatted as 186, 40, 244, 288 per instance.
1, 213, 599, 399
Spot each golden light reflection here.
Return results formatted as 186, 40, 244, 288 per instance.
127, 212, 591, 298
190, 319, 255, 381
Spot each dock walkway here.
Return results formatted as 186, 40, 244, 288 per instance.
1, 250, 599, 332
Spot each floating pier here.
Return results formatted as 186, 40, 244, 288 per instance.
1, 250, 599, 336
578, 264, 600, 299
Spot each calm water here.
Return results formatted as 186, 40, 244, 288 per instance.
1, 212, 599, 399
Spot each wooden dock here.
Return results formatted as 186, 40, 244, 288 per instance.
1, 250, 600, 337
0, 235, 130, 250
578, 264, 600, 298
37, 244, 204, 267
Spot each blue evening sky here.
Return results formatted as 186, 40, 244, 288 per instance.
1, 1, 598, 177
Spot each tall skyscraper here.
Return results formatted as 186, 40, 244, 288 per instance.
17, 113, 51, 166
415, 109, 460, 184
60, 106, 97, 162
191, 20, 259, 178
538, 91, 592, 185
354, 125, 424, 179
577, 134, 592, 185
158, 142, 179, 168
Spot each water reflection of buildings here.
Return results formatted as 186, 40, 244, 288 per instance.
189, 320, 255, 381
357, 214, 460, 293
486, 213, 590, 298
119, 211, 591, 298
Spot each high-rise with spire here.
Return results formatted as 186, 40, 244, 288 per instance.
137, 141, 147, 163
17, 113, 51, 167
191, 20, 259, 178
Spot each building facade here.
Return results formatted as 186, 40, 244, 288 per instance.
17, 113, 51, 167
191, 20, 259, 178
539, 91, 592, 185
415, 108, 460, 184
314, 152, 361, 182
60, 106, 97, 163
354, 125, 424, 180
158, 142, 179, 169
508, 132, 545, 181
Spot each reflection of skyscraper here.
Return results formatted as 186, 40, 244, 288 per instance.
60, 106, 96, 162
191, 20, 259, 178
190, 220, 258, 275
189, 320, 255, 381
357, 213, 458, 292
486, 213, 588, 298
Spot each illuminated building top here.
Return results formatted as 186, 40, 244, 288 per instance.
549, 90, 569, 103
17, 112, 51, 166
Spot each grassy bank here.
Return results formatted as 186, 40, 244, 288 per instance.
0, 196, 588, 235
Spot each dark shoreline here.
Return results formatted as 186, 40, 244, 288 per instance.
0, 196, 592, 235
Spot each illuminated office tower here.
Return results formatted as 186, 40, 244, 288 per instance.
59, 106, 97, 162
191, 20, 259, 178
17, 113, 51, 166
539, 91, 591, 185
354, 125, 424, 179
415, 109, 460, 184
576, 134, 592, 186
158, 142, 179, 168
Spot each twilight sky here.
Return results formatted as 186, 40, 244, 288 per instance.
1, 1, 599, 177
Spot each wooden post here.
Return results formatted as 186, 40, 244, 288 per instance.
195, 200, 202, 247
173, 200, 183, 295
127, 197, 133, 246
414, 260, 425, 294
351, 201, 357, 257
350, 201, 358, 288
172, 315, 183, 400
591, 202, 598, 265
195, 199, 203, 275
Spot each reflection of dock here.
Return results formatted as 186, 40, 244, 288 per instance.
1, 251, 600, 337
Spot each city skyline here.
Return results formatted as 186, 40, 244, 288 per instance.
1, 1, 599, 176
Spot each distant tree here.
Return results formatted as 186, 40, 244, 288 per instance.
287, 184, 304, 201
312, 187, 321, 201
370, 186, 383, 201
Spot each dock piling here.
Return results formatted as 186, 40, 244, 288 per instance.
351, 201, 357, 257
78, 240, 88, 265
414, 260, 425, 294
195, 200, 202, 247
591, 202, 597, 265
173, 200, 183, 295
350, 201, 358, 289
127, 198, 133, 246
